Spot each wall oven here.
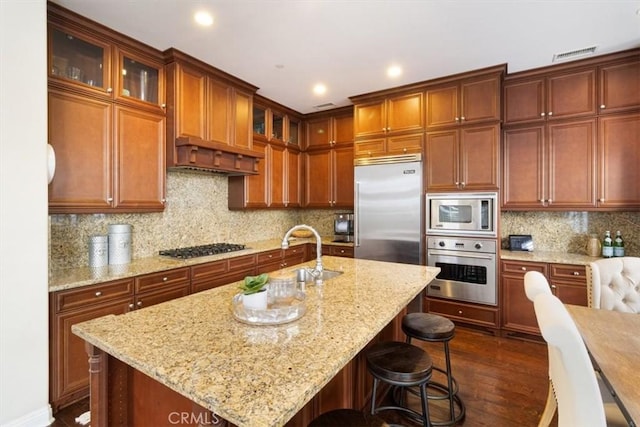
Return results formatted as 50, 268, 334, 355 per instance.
426, 192, 497, 237
426, 236, 497, 306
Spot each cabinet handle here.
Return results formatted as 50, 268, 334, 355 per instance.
455, 117, 460, 122
548, 198, 553, 204
458, 310, 463, 314
599, 198, 605, 203
107, 197, 113, 202
162, 276, 168, 281
460, 116, 466, 121
460, 182, 466, 188
455, 181, 460, 186
539, 199, 545, 205
521, 267, 527, 271
540, 112, 546, 117
161, 103, 166, 109
548, 111, 553, 116
106, 87, 113, 93
128, 303, 134, 309
573, 271, 580, 276
551, 285, 557, 290
95, 291, 102, 297
387, 127, 391, 132
161, 198, 166, 204
600, 104, 605, 109
137, 301, 143, 307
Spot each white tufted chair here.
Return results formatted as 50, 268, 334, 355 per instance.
525, 271, 628, 427
587, 257, 640, 312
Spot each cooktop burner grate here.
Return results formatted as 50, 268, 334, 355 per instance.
159, 243, 246, 259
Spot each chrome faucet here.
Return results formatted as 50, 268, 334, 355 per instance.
281, 224, 324, 284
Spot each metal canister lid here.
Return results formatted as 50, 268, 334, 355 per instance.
108, 224, 131, 234
89, 234, 108, 243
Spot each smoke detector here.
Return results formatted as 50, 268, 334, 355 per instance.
552, 46, 598, 62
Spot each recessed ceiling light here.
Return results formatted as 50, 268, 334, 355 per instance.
387, 65, 402, 78
194, 11, 213, 26
313, 83, 327, 96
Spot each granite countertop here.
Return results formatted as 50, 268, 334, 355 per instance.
49, 237, 353, 292
72, 257, 440, 427
501, 249, 602, 266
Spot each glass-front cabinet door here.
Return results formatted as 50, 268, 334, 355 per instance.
49, 26, 111, 92
288, 117, 300, 145
271, 111, 284, 142
117, 49, 163, 107
253, 104, 267, 138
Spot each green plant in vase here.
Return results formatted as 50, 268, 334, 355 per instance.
239, 273, 269, 310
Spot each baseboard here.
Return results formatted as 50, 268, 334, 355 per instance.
2, 404, 54, 427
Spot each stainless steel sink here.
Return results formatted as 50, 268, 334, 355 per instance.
295, 268, 343, 283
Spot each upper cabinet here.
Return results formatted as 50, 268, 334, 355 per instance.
426, 70, 502, 128
504, 68, 596, 125
306, 110, 354, 150
599, 58, 640, 115
353, 92, 424, 138
48, 23, 165, 111
252, 97, 302, 146
47, 4, 166, 214
164, 49, 262, 175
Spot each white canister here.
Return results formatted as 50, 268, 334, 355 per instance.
108, 224, 132, 265
88, 234, 108, 267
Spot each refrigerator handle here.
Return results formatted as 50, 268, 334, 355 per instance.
354, 181, 360, 247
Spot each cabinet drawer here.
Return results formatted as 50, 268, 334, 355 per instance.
228, 254, 256, 271
549, 264, 587, 283
191, 260, 228, 282
284, 246, 306, 260
329, 246, 354, 258
501, 260, 548, 277
54, 278, 134, 313
427, 298, 499, 327
257, 249, 282, 264
134, 282, 190, 309
135, 267, 190, 293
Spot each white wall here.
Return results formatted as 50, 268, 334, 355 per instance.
0, 1, 52, 426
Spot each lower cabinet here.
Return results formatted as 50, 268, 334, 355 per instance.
310, 243, 354, 259
50, 268, 191, 411
501, 260, 587, 336
424, 297, 500, 333
191, 254, 256, 293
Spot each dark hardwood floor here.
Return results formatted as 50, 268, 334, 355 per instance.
50, 326, 553, 427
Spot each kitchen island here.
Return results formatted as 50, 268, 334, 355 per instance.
72, 256, 440, 427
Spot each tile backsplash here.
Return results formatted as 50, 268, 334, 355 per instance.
501, 211, 640, 256
49, 171, 342, 270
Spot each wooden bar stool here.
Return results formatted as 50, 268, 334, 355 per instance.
366, 341, 433, 427
402, 313, 465, 426
308, 409, 389, 427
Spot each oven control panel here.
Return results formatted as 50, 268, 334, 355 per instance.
427, 236, 496, 254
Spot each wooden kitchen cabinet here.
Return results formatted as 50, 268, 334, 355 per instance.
304, 146, 354, 208
191, 255, 256, 293
134, 267, 191, 310
426, 70, 502, 128
306, 109, 354, 150
354, 132, 424, 159
597, 112, 640, 209
252, 97, 303, 146
50, 278, 135, 412
228, 141, 268, 208
598, 58, 640, 114
310, 244, 354, 258
504, 68, 596, 125
425, 297, 500, 333
425, 124, 499, 192
353, 91, 424, 138
502, 119, 597, 210
48, 5, 167, 214
501, 260, 587, 337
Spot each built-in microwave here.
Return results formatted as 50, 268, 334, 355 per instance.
426, 192, 497, 237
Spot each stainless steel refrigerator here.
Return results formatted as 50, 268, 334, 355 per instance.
354, 155, 424, 265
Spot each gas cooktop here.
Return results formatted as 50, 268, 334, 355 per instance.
159, 243, 246, 259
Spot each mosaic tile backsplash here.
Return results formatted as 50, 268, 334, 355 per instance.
501, 211, 640, 256
49, 171, 344, 270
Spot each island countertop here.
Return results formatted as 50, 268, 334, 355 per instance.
72, 256, 440, 427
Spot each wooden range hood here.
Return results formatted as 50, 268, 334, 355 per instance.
171, 136, 264, 176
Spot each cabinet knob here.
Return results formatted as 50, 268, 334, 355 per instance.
161, 198, 166, 204
548, 198, 552, 204
521, 267, 527, 271
95, 291, 102, 297
458, 310, 463, 314
161, 103, 166, 109
137, 301, 143, 307
162, 277, 168, 281
599, 198, 605, 203
340, 249, 345, 254
551, 284, 557, 290
460, 116, 466, 121
106, 87, 113, 93
107, 197, 113, 202
540, 112, 546, 117
600, 104, 605, 109
387, 127, 391, 132
128, 303, 134, 309
455, 181, 460, 186
460, 182, 466, 188
455, 117, 460, 122
539, 199, 545, 204
403, 148, 407, 153
548, 111, 553, 116
573, 271, 580, 276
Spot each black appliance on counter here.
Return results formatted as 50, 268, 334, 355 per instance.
159, 243, 246, 259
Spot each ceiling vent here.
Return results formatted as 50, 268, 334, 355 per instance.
313, 102, 336, 110
552, 46, 598, 62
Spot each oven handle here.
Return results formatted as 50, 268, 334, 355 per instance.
427, 249, 495, 260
